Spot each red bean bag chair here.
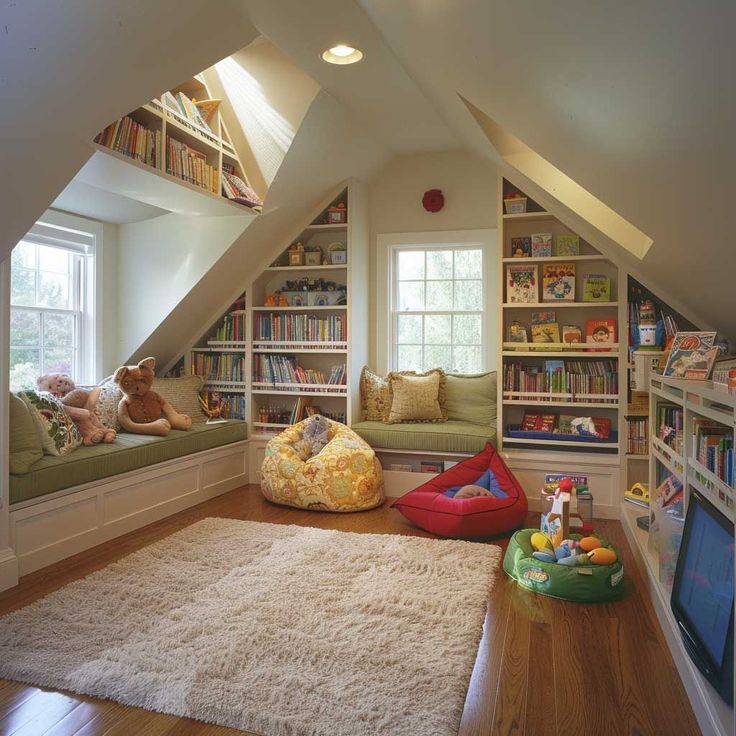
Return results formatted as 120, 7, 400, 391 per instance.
392, 443, 528, 538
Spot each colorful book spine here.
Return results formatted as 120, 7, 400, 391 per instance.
94, 116, 161, 169
190, 354, 246, 382
253, 356, 347, 386
502, 360, 618, 401
253, 313, 347, 343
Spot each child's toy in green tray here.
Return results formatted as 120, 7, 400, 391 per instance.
503, 528, 624, 602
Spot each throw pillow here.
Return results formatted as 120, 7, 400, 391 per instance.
9, 392, 43, 473
359, 367, 391, 421
386, 370, 447, 424
19, 390, 82, 457
151, 375, 208, 423
95, 378, 123, 431
445, 371, 497, 425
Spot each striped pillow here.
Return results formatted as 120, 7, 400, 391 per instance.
152, 375, 208, 423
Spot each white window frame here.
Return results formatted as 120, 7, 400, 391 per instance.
9, 210, 103, 385
375, 229, 497, 375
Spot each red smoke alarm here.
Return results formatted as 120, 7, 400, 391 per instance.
422, 189, 444, 213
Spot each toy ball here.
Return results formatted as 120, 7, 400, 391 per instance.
579, 536, 602, 552
555, 544, 572, 560
559, 477, 574, 493
532, 550, 557, 563
557, 553, 590, 567
588, 547, 617, 565
531, 532, 553, 551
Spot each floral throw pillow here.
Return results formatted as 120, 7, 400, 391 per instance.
360, 367, 391, 422
94, 378, 122, 431
19, 390, 83, 457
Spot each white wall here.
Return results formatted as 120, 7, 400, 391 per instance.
101, 222, 119, 377
367, 149, 498, 367
115, 214, 250, 366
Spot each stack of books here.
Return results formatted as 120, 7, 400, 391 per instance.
94, 116, 161, 168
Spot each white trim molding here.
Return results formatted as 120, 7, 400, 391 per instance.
375, 229, 497, 374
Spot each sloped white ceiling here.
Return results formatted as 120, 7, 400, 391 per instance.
0, 0, 259, 263
359, 0, 736, 340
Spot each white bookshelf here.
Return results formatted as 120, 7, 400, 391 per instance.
621, 375, 735, 736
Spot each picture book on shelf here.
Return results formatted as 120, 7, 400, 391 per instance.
521, 412, 557, 432
585, 319, 616, 350
662, 331, 719, 380
531, 323, 561, 344
508, 321, 528, 343
511, 237, 532, 258
582, 274, 611, 302
556, 234, 580, 256
542, 263, 576, 302
531, 233, 553, 257
506, 264, 538, 303
532, 310, 556, 325
562, 325, 582, 343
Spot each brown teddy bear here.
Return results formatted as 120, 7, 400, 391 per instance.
113, 357, 191, 436
36, 373, 116, 445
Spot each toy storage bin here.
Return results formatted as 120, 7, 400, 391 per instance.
504, 197, 527, 214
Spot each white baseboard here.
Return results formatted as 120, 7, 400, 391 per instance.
10, 441, 248, 578
0, 548, 18, 592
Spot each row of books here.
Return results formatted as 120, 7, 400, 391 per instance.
161, 90, 213, 136
627, 416, 649, 455
211, 313, 245, 343
693, 419, 734, 487
657, 403, 684, 454
218, 394, 246, 420
165, 136, 218, 193
506, 263, 612, 303
255, 402, 346, 427
253, 313, 347, 343
94, 116, 161, 168
518, 412, 612, 439
253, 355, 347, 386
510, 233, 580, 258
503, 361, 618, 401
507, 316, 617, 349
191, 354, 246, 382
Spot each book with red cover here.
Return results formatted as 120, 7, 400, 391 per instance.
585, 319, 616, 351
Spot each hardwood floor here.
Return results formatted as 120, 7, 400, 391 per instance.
0, 486, 701, 736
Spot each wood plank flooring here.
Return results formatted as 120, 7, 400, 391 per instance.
0, 486, 701, 735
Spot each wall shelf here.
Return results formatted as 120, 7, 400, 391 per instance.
503, 301, 618, 309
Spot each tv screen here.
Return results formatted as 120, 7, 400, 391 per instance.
671, 491, 734, 705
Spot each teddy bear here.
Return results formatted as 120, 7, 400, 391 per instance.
36, 373, 116, 445
113, 357, 191, 436
293, 415, 331, 460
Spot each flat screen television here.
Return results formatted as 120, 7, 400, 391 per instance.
671, 490, 734, 705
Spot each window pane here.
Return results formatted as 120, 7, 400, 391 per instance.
454, 279, 482, 310
43, 348, 74, 376
454, 249, 482, 279
397, 314, 423, 344
453, 314, 482, 345
44, 313, 75, 347
427, 250, 453, 279
10, 310, 40, 346
398, 281, 424, 311
424, 314, 451, 344
11, 268, 36, 307
425, 280, 453, 310
453, 345, 482, 374
424, 344, 452, 372
9, 349, 40, 392
11, 241, 35, 269
38, 271, 70, 309
38, 245, 70, 274
397, 250, 424, 280
397, 345, 423, 372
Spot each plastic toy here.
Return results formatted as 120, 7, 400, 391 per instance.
531, 531, 553, 552
625, 482, 650, 507
579, 536, 602, 552
588, 547, 617, 565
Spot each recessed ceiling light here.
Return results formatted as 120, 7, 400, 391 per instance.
321, 45, 364, 65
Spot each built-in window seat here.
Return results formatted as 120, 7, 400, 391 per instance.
10, 421, 247, 505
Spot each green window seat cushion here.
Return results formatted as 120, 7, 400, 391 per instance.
10, 421, 248, 506
9, 393, 44, 474
351, 420, 496, 455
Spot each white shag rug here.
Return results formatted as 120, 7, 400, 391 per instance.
0, 518, 500, 736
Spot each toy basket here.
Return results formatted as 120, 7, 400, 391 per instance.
503, 528, 624, 602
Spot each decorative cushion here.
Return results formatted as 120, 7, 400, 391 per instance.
151, 375, 208, 423
386, 369, 447, 424
18, 390, 82, 457
9, 393, 43, 473
94, 378, 122, 431
445, 371, 497, 425
351, 420, 496, 454
360, 367, 390, 421
392, 444, 528, 539
261, 420, 385, 512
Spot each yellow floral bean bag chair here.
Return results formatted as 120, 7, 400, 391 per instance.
261, 419, 385, 512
